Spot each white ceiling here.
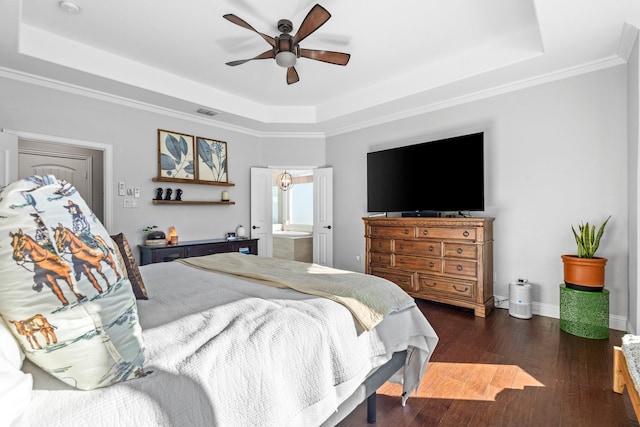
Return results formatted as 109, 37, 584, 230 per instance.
1, 0, 639, 135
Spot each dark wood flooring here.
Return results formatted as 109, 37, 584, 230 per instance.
337, 299, 638, 427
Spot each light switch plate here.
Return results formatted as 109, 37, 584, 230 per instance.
118, 181, 126, 196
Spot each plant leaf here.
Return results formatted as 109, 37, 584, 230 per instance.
178, 136, 188, 156
160, 153, 177, 171
184, 160, 194, 175
164, 134, 182, 162
197, 138, 214, 169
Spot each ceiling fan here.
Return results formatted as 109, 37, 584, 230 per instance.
223, 4, 351, 85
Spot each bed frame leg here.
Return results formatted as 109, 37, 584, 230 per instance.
367, 392, 377, 424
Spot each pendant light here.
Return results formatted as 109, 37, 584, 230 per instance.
277, 170, 294, 191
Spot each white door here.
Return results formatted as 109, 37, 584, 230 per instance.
0, 132, 18, 186
250, 167, 273, 257
19, 151, 93, 208
313, 167, 333, 266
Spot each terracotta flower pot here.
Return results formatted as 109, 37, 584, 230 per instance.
561, 254, 607, 291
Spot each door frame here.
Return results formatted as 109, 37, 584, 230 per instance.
2, 129, 114, 231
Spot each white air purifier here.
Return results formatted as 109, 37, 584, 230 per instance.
509, 281, 532, 319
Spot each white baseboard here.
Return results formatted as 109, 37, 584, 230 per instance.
493, 294, 627, 332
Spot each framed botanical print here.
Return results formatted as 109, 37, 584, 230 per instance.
196, 136, 228, 183
158, 129, 195, 181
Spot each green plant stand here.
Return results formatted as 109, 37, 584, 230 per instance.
559, 284, 609, 339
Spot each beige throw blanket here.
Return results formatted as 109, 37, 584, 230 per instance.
178, 253, 415, 330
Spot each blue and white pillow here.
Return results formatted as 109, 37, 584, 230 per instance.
0, 175, 146, 390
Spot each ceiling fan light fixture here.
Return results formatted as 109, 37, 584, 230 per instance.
275, 51, 297, 68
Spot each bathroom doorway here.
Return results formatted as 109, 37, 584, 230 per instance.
250, 166, 333, 266
272, 169, 314, 263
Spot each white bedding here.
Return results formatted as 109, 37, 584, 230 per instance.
22, 260, 438, 426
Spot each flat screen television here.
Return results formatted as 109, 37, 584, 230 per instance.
367, 132, 484, 214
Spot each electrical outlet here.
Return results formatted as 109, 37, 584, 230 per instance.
123, 198, 138, 208
118, 181, 126, 196
134, 188, 140, 198
127, 188, 134, 196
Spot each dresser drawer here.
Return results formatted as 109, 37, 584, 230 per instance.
395, 255, 441, 273
443, 242, 477, 259
418, 276, 474, 299
370, 238, 392, 252
369, 252, 392, 267
372, 269, 416, 292
417, 227, 476, 241
395, 239, 441, 256
151, 247, 184, 263
187, 244, 227, 257
370, 226, 416, 238
443, 259, 477, 277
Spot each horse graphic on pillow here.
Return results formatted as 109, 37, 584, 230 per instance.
10, 228, 85, 306
9, 313, 58, 350
52, 223, 121, 294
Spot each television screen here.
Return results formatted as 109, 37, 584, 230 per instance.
367, 132, 484, 213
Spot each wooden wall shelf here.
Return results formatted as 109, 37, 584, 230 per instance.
152, 200, 235, 205
152, 177, 235, 187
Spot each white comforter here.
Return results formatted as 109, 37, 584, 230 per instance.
23, 260, 438, 426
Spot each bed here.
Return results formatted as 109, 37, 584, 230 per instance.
0, 175, 438, 426
4, 253, 438, 426
614, 335, 640, 421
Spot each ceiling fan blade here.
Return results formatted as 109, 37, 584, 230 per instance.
287, 67, 300, 85
223, 14, 276, 47
293, 4, 331, 45
299, 48, 350, 66
226, 50, 275, 66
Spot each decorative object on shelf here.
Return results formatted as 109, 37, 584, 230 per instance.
158, 129, 195, 181
221, 190, 230, 201
277, 170, 294, 191
227, 232, 236, 241
175, 189, 183, 201
236, 225, 246, 238
196, 137, 228, 183
562, 215, 612, 292
144, 225, 167, 246
168, 226, 178, 245
164, 188, 173, 201
154, 188, 164, 200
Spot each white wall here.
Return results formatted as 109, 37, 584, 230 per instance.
327, 65, 629, 325
0, 64, 631, 327
0, 77, 262, 250
629, 33, 640, 334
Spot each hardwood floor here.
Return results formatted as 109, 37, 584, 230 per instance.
337, 299, 639, 427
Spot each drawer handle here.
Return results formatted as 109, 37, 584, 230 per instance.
457, 247, 463, 254
425, 281, 436, 287
456, 264, 463, 271
377, 242, 383, 248
399, 244, 404, 249
429, 262, 435, 268
377, 256, 383, 261
422, 230, 429, 236
463, 231, 469, 237
453, 285, 468, 293
429, 246, 435, 252
403, 229, 410, 235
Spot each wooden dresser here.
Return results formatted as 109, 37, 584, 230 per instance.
363, 216, 494, 317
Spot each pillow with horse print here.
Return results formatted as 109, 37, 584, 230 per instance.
0, 175, 146, 390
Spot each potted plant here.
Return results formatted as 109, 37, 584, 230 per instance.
561, 215, 611, 291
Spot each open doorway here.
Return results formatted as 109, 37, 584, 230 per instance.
272, 169, 314, 263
